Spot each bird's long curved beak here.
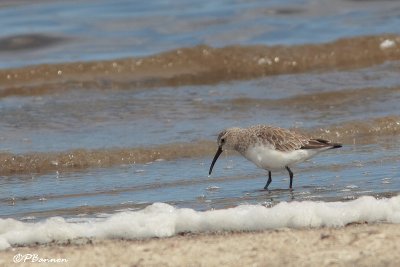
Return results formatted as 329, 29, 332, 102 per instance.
209, 146, 223, 175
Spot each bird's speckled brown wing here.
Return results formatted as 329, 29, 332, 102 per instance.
249, 125, 310, 152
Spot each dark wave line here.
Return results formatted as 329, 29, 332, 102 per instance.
0, 34, 399, 97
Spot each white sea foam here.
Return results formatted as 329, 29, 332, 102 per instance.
380, 39, 396, 49
1, 195, 399, 250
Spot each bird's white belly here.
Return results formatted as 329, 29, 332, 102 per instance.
244, 145, 319, 171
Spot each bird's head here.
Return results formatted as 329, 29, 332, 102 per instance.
209, 127, 241, 175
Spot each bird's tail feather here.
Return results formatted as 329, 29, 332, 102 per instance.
330, 143, 342, 149
301, 138, 342, 150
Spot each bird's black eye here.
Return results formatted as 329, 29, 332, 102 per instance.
221, 138, 225, 144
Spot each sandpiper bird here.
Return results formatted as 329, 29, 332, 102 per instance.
209, 125, 342, 190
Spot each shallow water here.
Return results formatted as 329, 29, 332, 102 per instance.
0, 0, 400, 247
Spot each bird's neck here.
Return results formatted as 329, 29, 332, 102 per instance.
232, 129, 251, 154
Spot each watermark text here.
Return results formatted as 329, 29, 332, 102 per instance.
13, 253, 68, 264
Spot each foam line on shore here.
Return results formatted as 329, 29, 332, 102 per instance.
1, 195, 399, 250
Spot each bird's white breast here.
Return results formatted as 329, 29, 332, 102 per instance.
243, 144, 322, 171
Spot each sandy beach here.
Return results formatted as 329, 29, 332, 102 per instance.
1, 223, 399, 267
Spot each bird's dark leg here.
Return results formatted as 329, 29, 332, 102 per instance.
264, 171, 272, 190
286, 166, 294, 190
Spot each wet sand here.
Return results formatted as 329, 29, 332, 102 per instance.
1, 223, 399, 266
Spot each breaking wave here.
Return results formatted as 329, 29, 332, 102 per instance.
0, 115, 398, 175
